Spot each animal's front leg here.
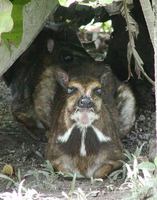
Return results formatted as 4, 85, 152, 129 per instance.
93, 160, 122, 178
51, 155, 81, 176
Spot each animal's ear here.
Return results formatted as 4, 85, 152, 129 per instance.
47, 39, 54, 53
100, 65, 112, 84
100, 65, 119, 101
55, 68, 69, 89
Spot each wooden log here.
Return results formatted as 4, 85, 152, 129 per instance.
0, 0, 58, 76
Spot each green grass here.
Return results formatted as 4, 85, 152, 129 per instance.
0, 147, 157, 200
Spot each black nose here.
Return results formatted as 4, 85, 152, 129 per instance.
78, 96, 94, 108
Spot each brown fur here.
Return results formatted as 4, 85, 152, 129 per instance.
4, 29, 135, 177
45, 63, 135, 178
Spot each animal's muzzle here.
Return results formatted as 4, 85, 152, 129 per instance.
78, 96, 94, 109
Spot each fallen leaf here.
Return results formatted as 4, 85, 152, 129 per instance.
2, 164, 14, 176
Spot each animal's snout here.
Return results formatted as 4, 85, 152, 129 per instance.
78, 96, 94, 108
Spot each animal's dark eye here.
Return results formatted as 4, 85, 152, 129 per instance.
60, 51, 73, 64
94, 88, 102, 96
67, 87, 78, 95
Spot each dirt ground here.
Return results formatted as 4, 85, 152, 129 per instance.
0, 78, 155, 199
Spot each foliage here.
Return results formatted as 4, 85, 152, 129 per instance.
0, 0, 13, 42
98, 0, 114, 5
124, 157, 157, 200
120, 143, 157, 199
108, 143, 157, 199
1, 0, 31, 46
58, 0, 67, 6
121, 0, 154, 85
101, 20, 112, 32
0, 152, 157, 199
0, 162, 99, 200
0, 180, 40, 200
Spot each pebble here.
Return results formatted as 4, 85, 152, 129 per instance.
138, 114, 145, 122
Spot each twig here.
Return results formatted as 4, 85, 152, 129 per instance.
122, 0, 155, 85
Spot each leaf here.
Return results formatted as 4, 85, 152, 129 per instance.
0, 0, 13, 42
134, 142, 146, 157
125, 163, 133, 179
124, 149, 134, 161
58, 0, 67, 6
154, 156, 157, 167
0, 173, 15, 183
99, 0, 114, 4
2, 0, 31, 46
138, 161, 156, 171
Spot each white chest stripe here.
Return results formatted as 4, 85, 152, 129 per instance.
57, 125, 75, 143
80, 128, 87, 156
91, 126, 111, 142
57, 124, 111, 157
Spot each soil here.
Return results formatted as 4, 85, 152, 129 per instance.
0, 78, 155, 200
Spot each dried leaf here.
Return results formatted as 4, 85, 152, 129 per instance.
2, 164, 14, 176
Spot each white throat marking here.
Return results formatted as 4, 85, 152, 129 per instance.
57, 125, 111, 157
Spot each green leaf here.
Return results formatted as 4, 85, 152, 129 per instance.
2, 0, 31, 46
0, 173, 15, 183
99, 0, 114, 5
58, 0, 67, 6
138, 161, 156, 171
0, 0, 13, 42
154, 156, 157, 167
